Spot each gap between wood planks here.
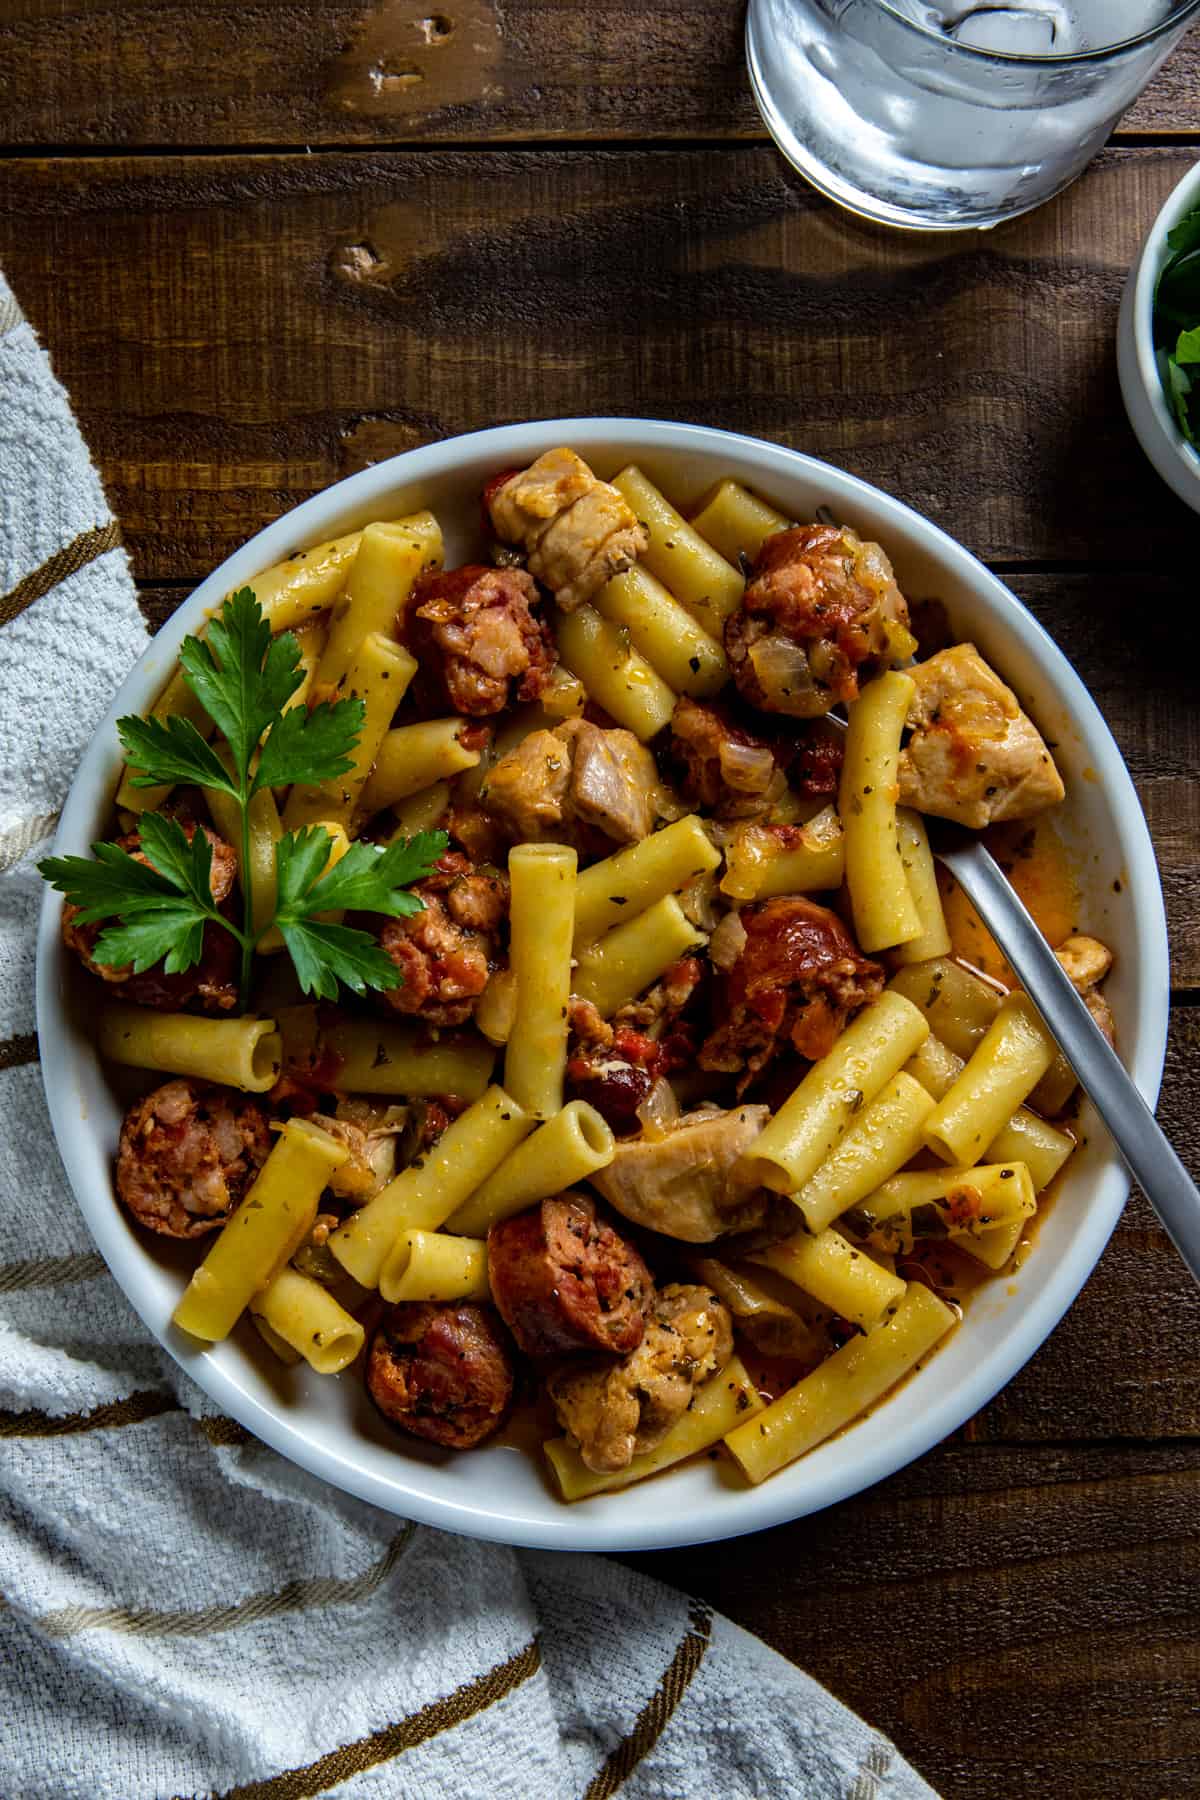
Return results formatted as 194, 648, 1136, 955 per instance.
1, 131, 1198, 161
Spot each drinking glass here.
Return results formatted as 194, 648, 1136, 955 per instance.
746, 0, 1200, 230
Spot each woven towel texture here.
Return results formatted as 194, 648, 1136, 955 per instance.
0, 269, 940, 1800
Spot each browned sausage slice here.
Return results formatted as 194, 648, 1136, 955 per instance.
115, 1078, 272, 1238
366, 1302, 514, 1449
487, 1191, 651, 1360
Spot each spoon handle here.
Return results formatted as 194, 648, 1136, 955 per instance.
934, 835, 1200, 1287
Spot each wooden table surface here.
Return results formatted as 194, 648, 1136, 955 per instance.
3, 9, 1198, 1796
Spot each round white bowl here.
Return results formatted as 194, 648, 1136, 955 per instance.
36, 419, 1169, 1551
1118, 156, 1200, 514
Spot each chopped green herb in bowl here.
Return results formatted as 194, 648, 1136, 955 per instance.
1154, 204, 1200, 448
1119, 160, 1200, 513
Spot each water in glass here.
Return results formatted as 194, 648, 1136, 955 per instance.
746, 0, 1197, 229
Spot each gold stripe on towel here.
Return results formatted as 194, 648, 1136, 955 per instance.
582, 1600, 713, 1800
0, 812, 59, 874
0, 289, 24, 337
0, 1390, 178, 1437
196, 1415, 254, 1448
212, 1637, 543, 1800
849, 1741, 895, 1800
36, 1526, 415, 1641
0, 519, 122, 629
0, 1033, 39, 1072
0, 1252, 106, 1293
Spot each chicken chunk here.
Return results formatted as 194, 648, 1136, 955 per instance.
562, 718, 658, 843
1055, 933, 1116, 1047
897, 643, 1066, 829
485, 449, 649, 612
1054, 934, 1113, 993
725, 525, 916, 718
547, 1284, 734, 1473
307, 1112, 400, 1202
589, 1104, 771, 1242
480, 729, 571, 842
482, 718, 657, 847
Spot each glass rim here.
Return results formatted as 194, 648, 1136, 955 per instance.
871, 0, 1200, 65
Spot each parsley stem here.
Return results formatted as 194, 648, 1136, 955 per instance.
238, 779, 254, 1011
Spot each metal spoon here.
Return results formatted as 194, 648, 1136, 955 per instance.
930, 824, 1200, 1287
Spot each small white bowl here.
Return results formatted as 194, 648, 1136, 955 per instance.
36, 419, 1169, 1551
1118, 157, 1200, 513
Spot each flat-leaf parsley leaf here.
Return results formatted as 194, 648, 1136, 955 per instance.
40, 590, 444, 1008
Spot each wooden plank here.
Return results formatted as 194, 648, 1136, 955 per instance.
624, 1441, 1200, 1800
1010, 574, 1200, 990
0, 2, 1196, 147
1, 144, 1197, 580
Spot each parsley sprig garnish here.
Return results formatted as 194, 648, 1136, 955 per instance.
1155, 205, 1200, 448
41, 588, 445, 1008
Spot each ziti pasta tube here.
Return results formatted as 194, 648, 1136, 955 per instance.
750, 1230, 906, 1332
358, 718, 481, 814
791, 1071, 935, 1236
571, 895, 705, 1019
905, 1035, 1073, 1190
688, 478, 791, 566
329, 1086, 532, 1289
889, 808, 952, 965
444, 1102, 615, 1237
740, 991, 929, 1195
251, 1267, 365, 1374
889, 958, 1001, 1060
839, 671, 923, 954
99, 1007, 282, 1094
320, 1014, 496, 1100
593, 564, 728, 698
724, 1283, 957, 1485
571, 815, 720, 949
252, 529, 363, 632
555, 604, 676, 742
315, 514, 442, 689
504, 842, 578, 1118
173, 1119, 348, 1342
923, 994, 1056, 1166
379, 1230, 491, 1305
611, 465, 744, 637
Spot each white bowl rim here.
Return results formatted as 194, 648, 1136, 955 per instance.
1123, 155, 1200, 499
36, 416, 1171, 1551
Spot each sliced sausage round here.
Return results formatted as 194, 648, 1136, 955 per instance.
407, 564, 556, 717
487, 1190, 652, 1360
115, 1078, 272, 1239
366, 1302, 515, 1449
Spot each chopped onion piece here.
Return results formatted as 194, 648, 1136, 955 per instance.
635, 1077, 681, 1140
709, 909, 748, 971
717, 738, 776, 794
748, 633, 816, 706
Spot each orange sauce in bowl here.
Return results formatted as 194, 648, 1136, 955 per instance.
938, 814, 1078, 989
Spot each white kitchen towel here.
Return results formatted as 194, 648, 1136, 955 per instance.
0, 268, 940, 1800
